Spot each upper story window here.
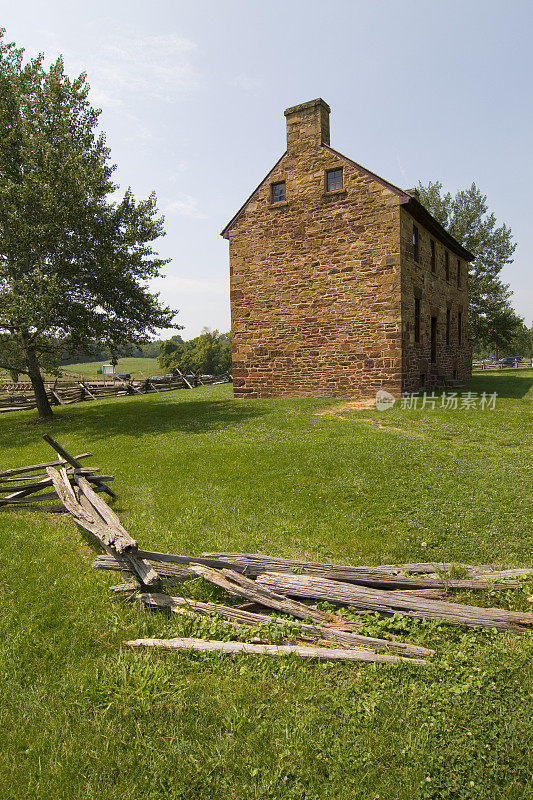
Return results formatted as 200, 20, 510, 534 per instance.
325, 168, 343, 192
445, 250, 450, 282
271, 181, 286, 203
458, 310, 463, 346
457, 259, 462, 287
430, 240, 436, 273
413, 224, 420, 263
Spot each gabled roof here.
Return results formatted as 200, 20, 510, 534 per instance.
220, 152, 286, 239
220, 145, 474, 262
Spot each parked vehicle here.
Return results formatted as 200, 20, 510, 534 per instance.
500, 357, 521, 366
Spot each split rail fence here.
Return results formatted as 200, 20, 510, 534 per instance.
0, 373, 232, 413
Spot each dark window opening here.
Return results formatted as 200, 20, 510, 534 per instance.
420, 372, 427, 389
413, 224, 419, 263
430, 316, 437, 364
453, 369, 458, 380
271, 181, 285, 203
445, 251, 450, 281
446, 307, 451, 345
457, 259, 461, 287
414, 297, 421, 343
326, 168, 343, 192
458, 311, 463, 346
430, 240, 436, 272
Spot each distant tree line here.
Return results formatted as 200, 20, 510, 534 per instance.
158, 329, 231, 376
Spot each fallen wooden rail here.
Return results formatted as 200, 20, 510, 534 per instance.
42, 435, 115, 498
256, 572, 533, 632
140, 593, 434, 658
202, 552, 523, 590
188, 564, 338, 626
0, 443, 114, 510
93, 553, 193, 583
123, 637, 428, 665
47, 466, 160, 588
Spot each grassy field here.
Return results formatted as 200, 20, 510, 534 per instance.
0, 370, 532, 800
58, 357, 161, 379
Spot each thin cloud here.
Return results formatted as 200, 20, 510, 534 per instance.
52, 25, 202, 109
229, 73, 260, 91
165, 195, 207, 219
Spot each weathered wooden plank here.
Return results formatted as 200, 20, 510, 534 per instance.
189, 564, 339, 625
48, 467, 135, 553
136, 549, 247, 571
42, 435, 115, 498
256, 573, 533, 632
175, 368, 193, 389
202, 553, 521, 590
109, 582, 139, 593
1, 485, 110, 505
92, 553, 193, 582
0, 476, 52, 505
0, 474, 113, 494
0, 453, 91, 479
140, 593, 434, 658
79, 382, 96, 400
0, 466, 99, 483
47, 467, 160, 587
123, 637, 427, 665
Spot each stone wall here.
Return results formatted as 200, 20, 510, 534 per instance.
399, 208, 472, 392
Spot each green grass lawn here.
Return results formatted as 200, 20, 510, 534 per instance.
58, 356, 161, 379
0, 371, 532, 800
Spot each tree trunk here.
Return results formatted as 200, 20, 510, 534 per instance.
25, 346, 54, 419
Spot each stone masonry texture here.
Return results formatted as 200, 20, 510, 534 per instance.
222, 99, 472, 398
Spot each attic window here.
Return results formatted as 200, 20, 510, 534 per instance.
326, 168, 343, 191
271, 181, 286, 203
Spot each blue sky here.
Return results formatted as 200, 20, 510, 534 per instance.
3, 0, 532, 338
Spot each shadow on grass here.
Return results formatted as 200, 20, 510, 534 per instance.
468, 370, 533, 399
0, 395, 265, 451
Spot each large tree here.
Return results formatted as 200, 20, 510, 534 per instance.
0, 32, 176, 418
417, 181, 522, 355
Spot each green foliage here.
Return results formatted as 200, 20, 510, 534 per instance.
417, 181, 522, 355
159, 328, 231, 375
0, 372, 532, 798
0, 30, 178, 415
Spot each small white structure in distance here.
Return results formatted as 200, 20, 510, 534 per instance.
102, 364, 115, 376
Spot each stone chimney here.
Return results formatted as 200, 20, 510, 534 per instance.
284, 98, 330, 154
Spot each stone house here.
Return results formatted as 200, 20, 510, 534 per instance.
221, 98, 473, 398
